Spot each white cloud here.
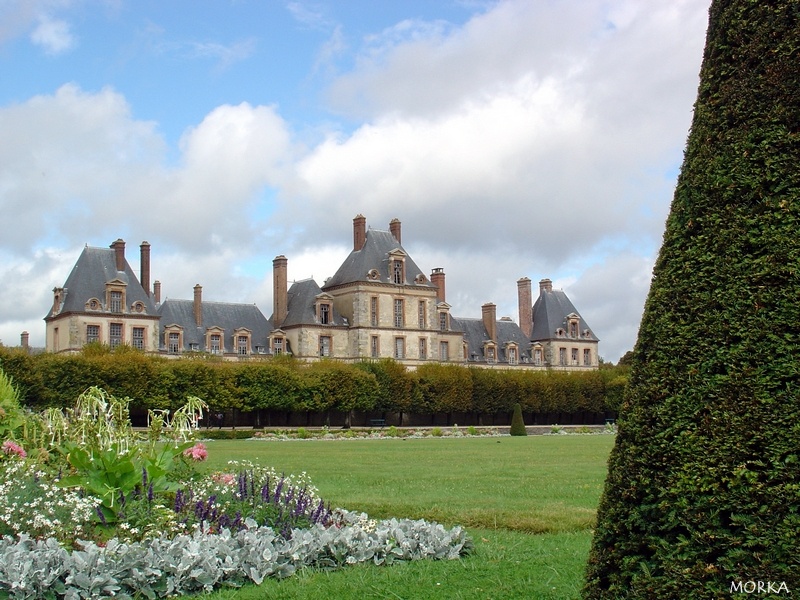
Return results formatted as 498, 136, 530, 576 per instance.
30, 15, 75, 54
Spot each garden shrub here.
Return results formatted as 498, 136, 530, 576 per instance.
509, 403, 527, 436
585, 1, 800, 597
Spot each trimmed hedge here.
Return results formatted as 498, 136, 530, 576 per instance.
585, 1, 800, 597
0, 346, 622, 420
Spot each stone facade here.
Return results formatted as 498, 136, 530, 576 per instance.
44, 216, 599, 369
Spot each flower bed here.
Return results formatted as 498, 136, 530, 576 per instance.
0, 380, 472, 599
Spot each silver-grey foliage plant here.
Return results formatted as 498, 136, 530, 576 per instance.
0, 511, 472, 599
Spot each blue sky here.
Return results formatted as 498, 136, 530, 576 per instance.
0, 0, 712, 361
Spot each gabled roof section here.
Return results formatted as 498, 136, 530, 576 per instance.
450, 316, 531, 363
531, 288, 599, 342
49, 246, 157, 317
322, 229, 433, 289
158, 299, 272, 349
281, 279, 348, 327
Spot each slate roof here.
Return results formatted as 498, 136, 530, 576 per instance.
158, 299, 273, 351
47, 246, 157, 318
281, 279, 348, 327
531, 288, 599, 342
450, 316, 532, 363
322, 229, 435, 289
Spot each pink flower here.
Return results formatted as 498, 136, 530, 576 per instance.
182, 442, 208, 462
211, 472, 236, 485
2, 440, 26, 458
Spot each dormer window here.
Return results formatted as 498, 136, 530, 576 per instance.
506, 343, 518, 365
556, 328, 565, 337
105, 280, 127, 314
568, 314, 580, 338
205, 326, 224, 354
234, 328, 252, 356
439, 311, 449, 331
392, 260, 404, 284
86, 298, 101, 311
415, 273, 427, 284
131, 301, 145, 313
320, 302, 331, 325
368, 269, 380, 281
484, 342, 497, 363
110, 291, 122, 313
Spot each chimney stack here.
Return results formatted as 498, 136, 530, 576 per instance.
482, 303, 497, 342
389, 218, 401, 245
193, 284, 202, 326
111, 239, 126, 272
20, 331, 29, 352
430, 268, 446, 303
140, 241, 151, 297
273, 255, 288, 327
517, 277, 533, 338
539, 278, 553, 294
153, 280, 161, 304
353, 214, 366, 251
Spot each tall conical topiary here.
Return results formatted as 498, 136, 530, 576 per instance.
585, 1, 800, 598
509, 403, 527, 436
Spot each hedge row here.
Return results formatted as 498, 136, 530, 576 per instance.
0, 345, 625, 417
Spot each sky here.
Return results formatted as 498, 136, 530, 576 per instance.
0, 0, 712, 363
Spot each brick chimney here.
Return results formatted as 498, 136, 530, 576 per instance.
273, 255, 288, 327
389, 218, 401, 245
153, 280, 161, 304
193, 284, 202, 326
517, 277, 533, 338
430, 268, 446, 303
140, 241, 151, 297
482, 303, 497, 342
539, 278, 553, 294
20, 331, 29, 352
353, 214, 366, 251
110, 239, 126, 272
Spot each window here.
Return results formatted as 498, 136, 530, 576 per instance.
571, 348, 578, 364
394, 299, 404, 328
273, 337, 283, 355
319, 335, 331, 357
319, 303, 330, 325
371, 335, 379, 358
109, 323, 122, 348
210, 334, 221, 354
86, 324, 100, 344
559, 347, 567, 366
110, 291, 123, 313
486, 346, 495, 363
370, 297, 378, 327
584, 348, 591, 366
392, 260, 403, 284
569, 321, 579, 338
255, 345, 265, 354
419, 337, 427, 359
238, 335, 248, 355
439, 312, 448, 331
439, 341, 449, 361
132, 327, 144, 350
508, 346, 518, 365
418, 301, 426, 329
394, 337, 405, 359
189, 343, 200, 352
534, 348, 543, 366
169, 332, 180, 354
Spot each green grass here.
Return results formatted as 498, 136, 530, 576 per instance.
200, 435, 614, 599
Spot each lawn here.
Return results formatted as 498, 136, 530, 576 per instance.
201, 434, 614, 599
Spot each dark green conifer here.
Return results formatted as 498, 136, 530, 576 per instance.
585, 1, 800, 597
509, 403, 527, 436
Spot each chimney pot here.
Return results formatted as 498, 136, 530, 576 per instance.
193, 284, 202, 326
482, 303, 497, 342
273, 255, 288, 327
389, 218, 401, 245
353, 214, 367, 251
517, 277, 533, 338
140, 241, 151, 297
539, 278, 553, 294
430, 268, 446, 303
111, 239, 126, 272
